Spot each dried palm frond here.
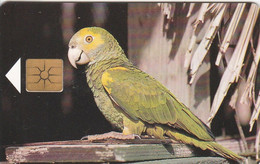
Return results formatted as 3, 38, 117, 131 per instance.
215, 3, 246, 66
229, 47, 252, 125
189, 4, 227, 84
159, 2, 259, 136
208, 3, 225, 14
187, 3, 195, 17
249, 35, 260, 131
193, 3, 209, 30
157, 3, 175, 20
241, 37, 260, 106
235, 114, 249, 152
184, 33, 197, 68
256, 120, 260, 160
208, 4, 259, 123
250, 92, 260, 131
230, 78, 252, 125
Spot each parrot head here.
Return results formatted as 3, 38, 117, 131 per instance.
68, 27, 117, 68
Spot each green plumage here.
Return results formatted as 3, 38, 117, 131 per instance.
69, 27, 243, 162
103, 67, 214, 140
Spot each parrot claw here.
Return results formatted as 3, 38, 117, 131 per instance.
133, 134, 141, 139
81, 131, 141, 141
80, 136, 89, 140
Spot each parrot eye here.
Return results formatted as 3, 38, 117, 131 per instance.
85, 36, 93, 43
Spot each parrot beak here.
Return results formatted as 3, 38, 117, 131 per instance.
68, 46, 90, 69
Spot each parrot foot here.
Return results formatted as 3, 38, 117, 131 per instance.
81, 131, 140, 141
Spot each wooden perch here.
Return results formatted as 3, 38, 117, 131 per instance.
5, 137, 257, 163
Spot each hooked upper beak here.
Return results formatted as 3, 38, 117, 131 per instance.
68, 46, 90, 69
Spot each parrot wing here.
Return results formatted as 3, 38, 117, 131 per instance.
101, 66, 214, 141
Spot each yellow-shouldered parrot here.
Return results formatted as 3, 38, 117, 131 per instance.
68, 27, 243, 161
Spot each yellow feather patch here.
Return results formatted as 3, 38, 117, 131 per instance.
102, 67, 129, 94
102, 71, 114, 94
109, 67, 128, 71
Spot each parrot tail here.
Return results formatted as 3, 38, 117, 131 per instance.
165, 128, 244, 162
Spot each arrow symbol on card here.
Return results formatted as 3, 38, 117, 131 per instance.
5, 58, 21, 93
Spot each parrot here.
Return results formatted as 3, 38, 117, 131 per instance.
68, 27, 243, 162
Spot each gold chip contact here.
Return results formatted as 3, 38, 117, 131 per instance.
26, 59, 63, 92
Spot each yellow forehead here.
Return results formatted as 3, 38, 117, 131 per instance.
78, 28, 97, 38
77, 28, 105, 51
